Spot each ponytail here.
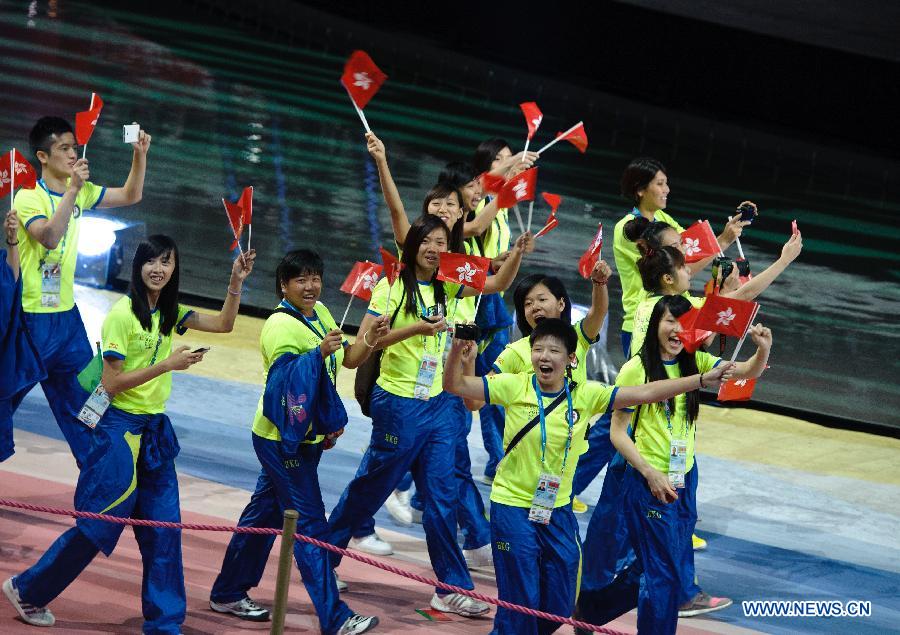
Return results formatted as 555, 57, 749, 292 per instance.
636, 242, 685, 294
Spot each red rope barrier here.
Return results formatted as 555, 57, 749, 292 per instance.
0, 498, 628, 634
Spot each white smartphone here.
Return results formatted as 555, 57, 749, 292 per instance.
123, 124, 140, 144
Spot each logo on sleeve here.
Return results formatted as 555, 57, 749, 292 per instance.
73, 204, 82, 219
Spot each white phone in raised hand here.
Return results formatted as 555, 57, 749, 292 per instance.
123, 124, 140, 143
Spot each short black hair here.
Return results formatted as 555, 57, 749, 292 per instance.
29, 117, 75, 160
472, 138, 511, 175
438, 161, 478, 190
275, 249, 324, 298
513, 274, 572, 337
620, 157, 667, 204
529, 317, 577, 355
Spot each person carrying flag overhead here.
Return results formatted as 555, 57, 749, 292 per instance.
10, 116, 152, 464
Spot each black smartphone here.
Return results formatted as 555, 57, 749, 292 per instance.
192, 347, 210, 354
738, 202, 757, 223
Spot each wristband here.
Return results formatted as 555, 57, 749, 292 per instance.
5, 240, 19, 246
227, 287, 241, 296
591, 278, 607, 286
363, 330, 376, 348
699, 373, 705, 388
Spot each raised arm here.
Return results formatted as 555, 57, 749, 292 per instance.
462, 197, 501, 238
183, 250, 255, 333
27, 160, 90, 250
366, 132, 411, 246
716, 211, 751, 251
612, 360, 734, 410
730, 324, 772, 380
97, 127, 151, 208
443, 339, 486, 401
722, 233, 802, 302
610, 409, 678, 504
582, 260, 612, 340
465, 233, 531, 297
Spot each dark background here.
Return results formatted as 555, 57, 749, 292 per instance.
1, 0, 897, 429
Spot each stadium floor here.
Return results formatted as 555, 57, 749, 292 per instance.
1, 286, 898, 634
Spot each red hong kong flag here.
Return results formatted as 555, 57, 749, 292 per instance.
680, 220, 719, 263
223, 198, 244, 251
578, 223, 604, 279
497, 167, 538, 209
75, 93, 104, 146
238, 186, 253, 225
541, 192, 562, 212
718, 377, 757, 401
340, 261, 384, 301
0, 149, 37, 197
534, 214, 559, 238
438, 253, 491, 291
676, 307, 713, 353
379, 247, 404, 284
480, 172, 505, 195
692, 294, 758, 338
556, 122, 588, 153
341, 51, 387, 110
520, 102, 543, 140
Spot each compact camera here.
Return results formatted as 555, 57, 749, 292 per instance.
453, 322, 481, 341
737, 201, 757, 223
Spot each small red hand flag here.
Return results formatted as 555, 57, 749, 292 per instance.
340, 261, 384, 301
556, 122, 588, 153
223, 199, 244, 251
497, 167, 538, 209
692, 294, 758, 338
680, 220, 720, 263
718, 377, 756, 401
341, 51, 387, 110
238, 186, 253, 225
520, 102, 543, 140
379, 247, 404, 284
541, 192, 561, 212
675, 307, 713, 353
534, 215, 559, 238
578, 223, 603, 279
791, 219, 799, 236
480, 172, 505, 195
438, 253, 491, 291
0, 149, 37, 197
75, 93, 104, 146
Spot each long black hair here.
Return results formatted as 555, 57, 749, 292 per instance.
398, 214, 449, 318
421, 182, 464, 254
637, 295, 701, 425
513, 274, 572, 337
128, 234, 180, 335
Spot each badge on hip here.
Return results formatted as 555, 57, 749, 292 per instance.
413, 352, 438, 401
77, 384, 111, 429
668, 438, 687, 489
40, 262, 62, 308
528, 472, 561, 525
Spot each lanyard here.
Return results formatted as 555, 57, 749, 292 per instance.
662, 399, 688, 438
148, 333, 163, 366
414, 283, 446, 353
37, 179, 67, 267
279, 300, 338, 379
532, 374, 575, 474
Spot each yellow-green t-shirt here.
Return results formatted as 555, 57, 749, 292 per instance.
15, 179, 106, 313
615, 351, 720, 474
101, 296, 193, 414
251, 301, 348, 443
492, 318, 598, 386
629, 293, 705, 357
367, 276, 463, 398
477, 198, 511, 260
613, 208, 684, 332
484, 373, 618, 508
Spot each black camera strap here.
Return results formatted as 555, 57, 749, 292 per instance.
503, 390, 569, 457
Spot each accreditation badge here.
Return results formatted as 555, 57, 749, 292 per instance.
413, 352, 438, 401
668, 438, 687, 489
528, 472, 561, 525
40, 262, 62, 308
77, 384, 110, 429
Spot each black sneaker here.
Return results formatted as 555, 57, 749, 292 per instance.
209, 596, 270, 621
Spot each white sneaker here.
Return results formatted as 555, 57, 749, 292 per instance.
334, 571, 348, 592
384, 489, 414, 526
463, 544, 493, 569
410, 507, 423, 524
338, 613, 379, 634
349, 533, 393, 556
430, 592, 490, 617
3, 577, 55, 627
209, 596, 270, 621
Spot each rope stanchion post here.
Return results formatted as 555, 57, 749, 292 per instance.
270, 509, 299, 635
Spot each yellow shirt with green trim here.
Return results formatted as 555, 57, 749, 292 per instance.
613, 208, 684, 332
367, 275, 463, 399
492, 318, 598, 386
615, 351, 720, 474
629, 293, 705, 357
14, 179, 107, 313
483, 373, 618, 508
251, 301, 348, 443
101, 296, 193, 414
476, 198, 511, 260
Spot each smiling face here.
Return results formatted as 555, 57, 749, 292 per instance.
523, 283, 566, 329
460, 178, 483, 212
281, 270, 322, 315
426, 191, 463, 229
38, 132, 78, 178
657, 307, 685, 360
141, 250, 176, 297
416, 226, 449, 276
637, 170, 669, 211
658, 227, 682, 253
530, 334, 576, 390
